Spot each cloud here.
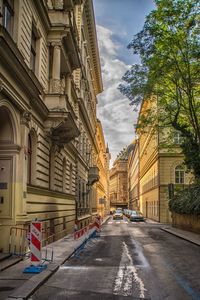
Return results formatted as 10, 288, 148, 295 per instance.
96, 25, 138, 165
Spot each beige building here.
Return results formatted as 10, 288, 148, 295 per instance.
0, 0, 103, 252
127, 140, 139, 210
96, 120, 110, 217
109, 148, 129, 211
138, 99, 192, 223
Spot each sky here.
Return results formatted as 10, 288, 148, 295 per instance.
93, 0, 155, 165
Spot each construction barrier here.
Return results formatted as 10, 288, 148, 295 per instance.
30, 221, 42, 264
42, 228, 55, 246
9, 227, 29, 256
74, 226, 89, 240
74, 217, 102, 240
94, 217, 101, 232
23, 220, 53, 274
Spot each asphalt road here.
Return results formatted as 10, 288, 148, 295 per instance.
32, 217, 200, 300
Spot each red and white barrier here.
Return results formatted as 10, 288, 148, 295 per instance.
94, 217, 101, 232
74, 226, 89, 240
74, 217, 102, 240
30, 221, 42, 264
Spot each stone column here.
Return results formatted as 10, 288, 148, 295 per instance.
16, 112, 31, 221
50, 43, 64, 94
52, 44, 61, 80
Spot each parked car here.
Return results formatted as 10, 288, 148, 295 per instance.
127, 210, 135, 218
123, 209, 129, 216
130, 211, 145, 222
113, 210, 123, 220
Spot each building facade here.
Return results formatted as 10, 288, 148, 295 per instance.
109, 148, 129, 211
96, 120, 110, 217
0, 0, 103, 252
127, 140, 139, 210
138, 99, 192, 223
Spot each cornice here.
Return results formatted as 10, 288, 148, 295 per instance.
84, 0, 103, 95
96, 119, 106, 151
27, 185, 75, 200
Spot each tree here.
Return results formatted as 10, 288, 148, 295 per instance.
119, 0, 200, 179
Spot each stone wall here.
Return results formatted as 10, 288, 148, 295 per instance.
172, 213, 200, 233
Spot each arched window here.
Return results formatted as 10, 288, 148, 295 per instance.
27, 130, 37, 185
175, 165, 185, 184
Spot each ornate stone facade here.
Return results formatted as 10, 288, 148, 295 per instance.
0, 0, 104, 252
127, 140, 139, 210
109, 148, 129, 211
96, 120, 111, 217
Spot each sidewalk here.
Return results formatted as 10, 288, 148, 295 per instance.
161, 226, 200, 246
1, 216, 110, 300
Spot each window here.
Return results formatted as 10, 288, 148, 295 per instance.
62, 158, 66, 192
173, 131, 183, 145
175, 165, 185, 184
30, 27, 37, 72
69, 163, 73, 193
2, 0, 14, 35
27, 130, 37, 185
78, 179, 81, 207
27, 135, 32, 185
49, 147, 55, 190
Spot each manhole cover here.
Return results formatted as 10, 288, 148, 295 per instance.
0, 286, 14, 291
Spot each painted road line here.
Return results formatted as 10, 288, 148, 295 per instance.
113, 241, 147, 298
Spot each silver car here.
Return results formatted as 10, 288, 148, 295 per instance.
130, 211, 145, 222
113, 210, 123, 220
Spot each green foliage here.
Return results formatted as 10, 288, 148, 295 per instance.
169, 185, 200, 215
119, 0, 200, 179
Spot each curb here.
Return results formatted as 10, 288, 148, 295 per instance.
6, 225, 105, 299
161, 227, 200, 247
102, 215, 111, 225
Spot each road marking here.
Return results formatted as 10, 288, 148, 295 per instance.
108, 221, 113, 224
165, 261, 200, 300
59, 266, 89, 270
113, 241, 146, 298
116, 221, 121, 224
95, 258, 103, 261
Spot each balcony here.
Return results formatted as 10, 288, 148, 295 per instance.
49, 9, 80, 71
52, 0, 74, 10
88, 166, 100, 186
44, 109, 80, 145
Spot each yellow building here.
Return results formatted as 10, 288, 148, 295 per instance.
138, 99, 192, 223
109, 148, 129, 211
127, 140, 139, 210
0, 0, 103, 252
96, 120, 110, 217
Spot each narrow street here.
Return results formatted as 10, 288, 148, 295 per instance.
31, 218, 200, 300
